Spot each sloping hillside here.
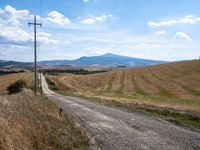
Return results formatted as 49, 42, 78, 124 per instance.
46, 60, 200, 112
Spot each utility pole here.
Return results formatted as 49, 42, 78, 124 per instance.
29, 15, 42, 94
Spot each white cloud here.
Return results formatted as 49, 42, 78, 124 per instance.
36, 32, 59, 45
0, 5, 29, 26
174, 32, 190, 41
81, 14, 113, 25
155, 30, 166, 35
0, 5, 58, 46
0, 24, 30, 42
46, 11, 71, 25
0, 5, 30, 42
0, 21, 58, 45
83, 0, 90, 2
148, 15, 200, 28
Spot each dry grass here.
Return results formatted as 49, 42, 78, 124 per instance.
0, 72, 89, 149
0, 89, 89, 149
45, 60, 200, 113
0, 72, 34, 94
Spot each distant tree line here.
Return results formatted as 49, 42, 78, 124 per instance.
42, 69, 107, 75
0, 70, 25, 76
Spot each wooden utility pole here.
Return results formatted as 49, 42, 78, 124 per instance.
29, 15, 42, 94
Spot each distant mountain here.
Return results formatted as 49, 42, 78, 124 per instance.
39, 53, 167, 67
0, 60, 31, 68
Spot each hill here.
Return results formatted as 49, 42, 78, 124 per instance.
0, 60, 31, 68
39, 53, 167, 67
45, 60, 200, 113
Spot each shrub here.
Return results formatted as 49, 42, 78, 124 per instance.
7, 80, 27, 94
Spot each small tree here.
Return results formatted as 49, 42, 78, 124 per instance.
7, 80, 27, 94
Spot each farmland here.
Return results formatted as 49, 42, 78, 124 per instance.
45, 60, 200, 113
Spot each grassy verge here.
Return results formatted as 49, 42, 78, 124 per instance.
0, 90, 89, 149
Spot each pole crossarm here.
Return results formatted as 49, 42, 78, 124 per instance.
28, 15, 42, 94
28, 22, 42, 26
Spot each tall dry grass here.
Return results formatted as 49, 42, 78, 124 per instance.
0, 89, 89, 149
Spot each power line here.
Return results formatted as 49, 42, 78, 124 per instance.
29, 15, 42, 94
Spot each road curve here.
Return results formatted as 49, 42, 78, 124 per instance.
41, 74, 200, 150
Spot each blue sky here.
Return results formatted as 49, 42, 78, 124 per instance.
0, 0, 200, 61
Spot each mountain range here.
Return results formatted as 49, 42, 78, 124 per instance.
0, 53, 167, 68
38, 53, 167, 67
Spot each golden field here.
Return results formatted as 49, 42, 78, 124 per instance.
45, 60, 200, 112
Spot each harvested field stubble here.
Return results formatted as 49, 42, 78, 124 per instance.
45, 60, 200, 113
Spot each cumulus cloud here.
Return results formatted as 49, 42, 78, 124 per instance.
148, 15, 200, 28
46, 11, 71, 25
0, 24, 30, 42
0, 5, 31, 42
81, 14, 113, 25
0, 5, 59, 46
174, 32, 190, 41
0, 5, 29, 26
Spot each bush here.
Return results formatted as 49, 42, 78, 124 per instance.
7, 80, 27, 94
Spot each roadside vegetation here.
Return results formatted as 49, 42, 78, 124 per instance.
45, 60, 200, 127
7, 80, 27, 94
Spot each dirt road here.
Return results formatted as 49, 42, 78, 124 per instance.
41, 74, 200, 150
